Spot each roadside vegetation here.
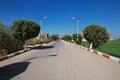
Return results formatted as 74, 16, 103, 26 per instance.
0, 22, 23, 56
1, 20, 119, 59
11, 20, 40, 50
62, 24, 120, 58
83, 24, 109, 49
0, 19, 60, 56
50, 34, 59, 41
0, 20, 41, 56
97, 40, 120, 58
62, 33, 82, 44
81, 40, 120, 58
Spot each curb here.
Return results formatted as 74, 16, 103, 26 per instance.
68, 41, 120, 64
0, 43, 48, 61
79, 45, 120, 64
0, 48, 31, 61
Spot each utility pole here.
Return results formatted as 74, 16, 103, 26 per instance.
40, 16, 47, 44
72, 17, 79, 41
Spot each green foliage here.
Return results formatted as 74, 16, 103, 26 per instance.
50, 34, 59, 41
62, 35, 72, 41
0, 30, 23, 56
0, 31, 10, 55
81, 40, 120, 58
11, 20, 40, 43
116, 39, 120, 41
0, 21, 23, 56
72, 33, 82, 44
81, 41, 89, 47
0, 22, 5, 31
0, 22, 11, 33
97, 40, 120, 58
83, 24, 109, 49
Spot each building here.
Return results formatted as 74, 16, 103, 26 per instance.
34, 33, 49, 42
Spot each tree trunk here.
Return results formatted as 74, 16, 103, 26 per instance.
90, 43, 93, 49
24, 41, 27, 50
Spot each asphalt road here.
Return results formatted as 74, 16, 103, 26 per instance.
0, 40, 120, 80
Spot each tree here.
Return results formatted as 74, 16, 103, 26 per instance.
0, 31, 11, 55
0, 22, 13, 55
50, 34, 59, 41
83, 24, 109, 49
62, 35, 72, 41
0, 22, 4, 31
0, 22, 23, 56
72, 33, 82, 44
0, 22, 11, 33
11, 20, 40, 50
0, 30, 23, 56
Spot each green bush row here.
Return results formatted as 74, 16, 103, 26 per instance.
0, 22, 23, 56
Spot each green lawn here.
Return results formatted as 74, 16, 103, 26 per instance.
80, 40, 120, 58
80, 41, 89, 47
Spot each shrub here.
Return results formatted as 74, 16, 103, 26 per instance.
0, 31, 23, 56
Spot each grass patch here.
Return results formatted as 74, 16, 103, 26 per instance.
80, 40, 120, 58
80, 41, 89, 47
97, 40, 120, 58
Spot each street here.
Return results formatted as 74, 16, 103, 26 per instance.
0, 40, 120, 80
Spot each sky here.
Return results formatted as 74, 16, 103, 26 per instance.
0, 0, 120, 38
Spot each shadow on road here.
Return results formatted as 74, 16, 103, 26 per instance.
24, 54, 57, 62
0, 62, 30, 80
32, 45, 54, 50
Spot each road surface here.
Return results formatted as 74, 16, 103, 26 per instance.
0, 40, 120, 80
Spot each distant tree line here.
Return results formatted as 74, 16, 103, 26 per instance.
50, 34, 59, 41
62, 33, 82, 44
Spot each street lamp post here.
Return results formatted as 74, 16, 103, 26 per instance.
41, 16, 47, 33
40, 16, 47, 44
72, 17, 79, 41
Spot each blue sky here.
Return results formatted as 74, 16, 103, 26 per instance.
0, 0, 120, 38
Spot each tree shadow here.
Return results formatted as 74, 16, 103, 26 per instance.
0, 62, 30, 80
32, 45, 54, 50
24, 54, 57, 62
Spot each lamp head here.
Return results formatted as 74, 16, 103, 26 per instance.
43, 16, 47, 20
72, 17, 76, 20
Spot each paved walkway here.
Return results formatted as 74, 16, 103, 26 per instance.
0, 40, 120, 80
